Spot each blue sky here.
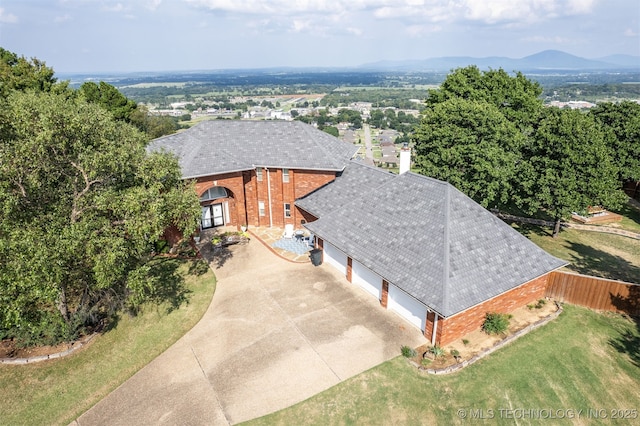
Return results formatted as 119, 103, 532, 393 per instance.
1, 0, 638, 73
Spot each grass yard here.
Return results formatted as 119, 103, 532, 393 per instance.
246, 305, 640, 425
515, 224, 640, 284
0, 257, 216, 426
609, 203, 640, 233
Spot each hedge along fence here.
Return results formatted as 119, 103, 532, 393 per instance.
546, 271, 640, 316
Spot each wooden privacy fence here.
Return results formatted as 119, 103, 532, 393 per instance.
546, 271, 639, 316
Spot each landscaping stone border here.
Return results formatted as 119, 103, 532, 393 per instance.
408, 301, 563, 375
0, 333, 97, 365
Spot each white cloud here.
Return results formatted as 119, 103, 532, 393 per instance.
102, 3, 127, 13
0, 7, 18, 24
624, 28, 638, 37
54, 14, 73, 23
461, 0, 598, 24
147, 0, 163, 11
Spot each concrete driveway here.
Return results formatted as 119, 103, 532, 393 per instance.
74, 238, 426, 425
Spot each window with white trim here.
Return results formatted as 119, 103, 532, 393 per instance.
258, 201, 265, 216
282, 168, 289, 183
256, 167, 263, 181
284, 203, 291, 218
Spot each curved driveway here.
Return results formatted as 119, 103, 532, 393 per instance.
74, 238, 426, 425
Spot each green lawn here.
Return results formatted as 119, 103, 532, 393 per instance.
514, 224, 640, 284
245, 305, 640, 425
0, 257, 216, 426
609, 202, 640, 233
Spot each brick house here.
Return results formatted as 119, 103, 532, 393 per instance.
150, 120, 567, 346
149, 120, 358, 230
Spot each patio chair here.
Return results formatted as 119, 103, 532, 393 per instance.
305, 233, 315, 247
283, 224, 294, 239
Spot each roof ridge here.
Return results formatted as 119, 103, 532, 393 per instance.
299, 122, 354, 170
441, 183, 451, 316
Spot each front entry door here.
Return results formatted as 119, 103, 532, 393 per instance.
212, 203, 224, 226
201, 203, 224, 229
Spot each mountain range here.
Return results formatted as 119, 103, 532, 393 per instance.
359, 50, 640, 72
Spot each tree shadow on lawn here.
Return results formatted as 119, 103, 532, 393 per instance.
146, 257, 194, 313
564, 242, 640, 284
609, 285, 640, 368
510, 222, 555, 238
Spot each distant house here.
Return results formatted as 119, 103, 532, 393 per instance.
149, 120, 567, 345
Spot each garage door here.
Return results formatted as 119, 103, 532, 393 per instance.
388, 284, 428, 331
323, 242, 347, 275
352, 260, 382, 299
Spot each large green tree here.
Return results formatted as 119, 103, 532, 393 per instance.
413, 97, 524, 208
0, 90, 200, 344
517, 107, 626, 236
79, 81, 139, 123
590, 101, 640, 182
0, 47, 58, 95
425, 66, 544, 129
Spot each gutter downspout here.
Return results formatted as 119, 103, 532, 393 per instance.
266, 167, 273, 228
431, 313, 438, 346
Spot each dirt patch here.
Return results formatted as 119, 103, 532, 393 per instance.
409, 300, 559, 370
0, 334, 95, 362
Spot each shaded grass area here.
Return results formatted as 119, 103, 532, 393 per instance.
514, 224, 640, 284
245, 305, 640, 425
609, 202, 640, 233
0, 257, 215, 426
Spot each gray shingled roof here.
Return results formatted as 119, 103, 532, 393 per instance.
302, 166, 567, 318
296, 161, 396, 217
148, 120, 359, 179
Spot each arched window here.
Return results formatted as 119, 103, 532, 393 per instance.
200, 186, 228, 201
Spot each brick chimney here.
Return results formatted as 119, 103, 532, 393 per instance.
399, 142, 411, 174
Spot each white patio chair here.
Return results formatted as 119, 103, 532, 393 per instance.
283, 224, 294, 239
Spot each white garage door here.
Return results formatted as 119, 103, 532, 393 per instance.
388, 284, 428, 331
323, 242, 347, 275
352, 260, 383, 299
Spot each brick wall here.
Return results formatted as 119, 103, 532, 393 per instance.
195, 168, 335, 229
430, 274, 551, 346
381, 280, 389, 308
195, 173, 246, 228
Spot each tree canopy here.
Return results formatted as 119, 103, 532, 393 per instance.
413, 97, 524, 208
590, 101, 640, 182
516, 107, 626, 235
0, 66, 200, 345
413, 66, 629, 237
0, 47, 58, 96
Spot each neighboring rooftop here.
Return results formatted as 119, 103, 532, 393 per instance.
148, 120, 359, 179
303, 166, 568, 318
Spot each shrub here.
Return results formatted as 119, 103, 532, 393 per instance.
462, 339, 470, 346
482, 312, 512, 335
401, 345, 417, 358
429, 345, 445, 358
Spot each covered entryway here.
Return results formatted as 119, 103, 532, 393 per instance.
200, 186, 231, 229
352, 259, 383, 299
323, 242, 348, 275
201, 203, 224, 228
388, 284, 428, 331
